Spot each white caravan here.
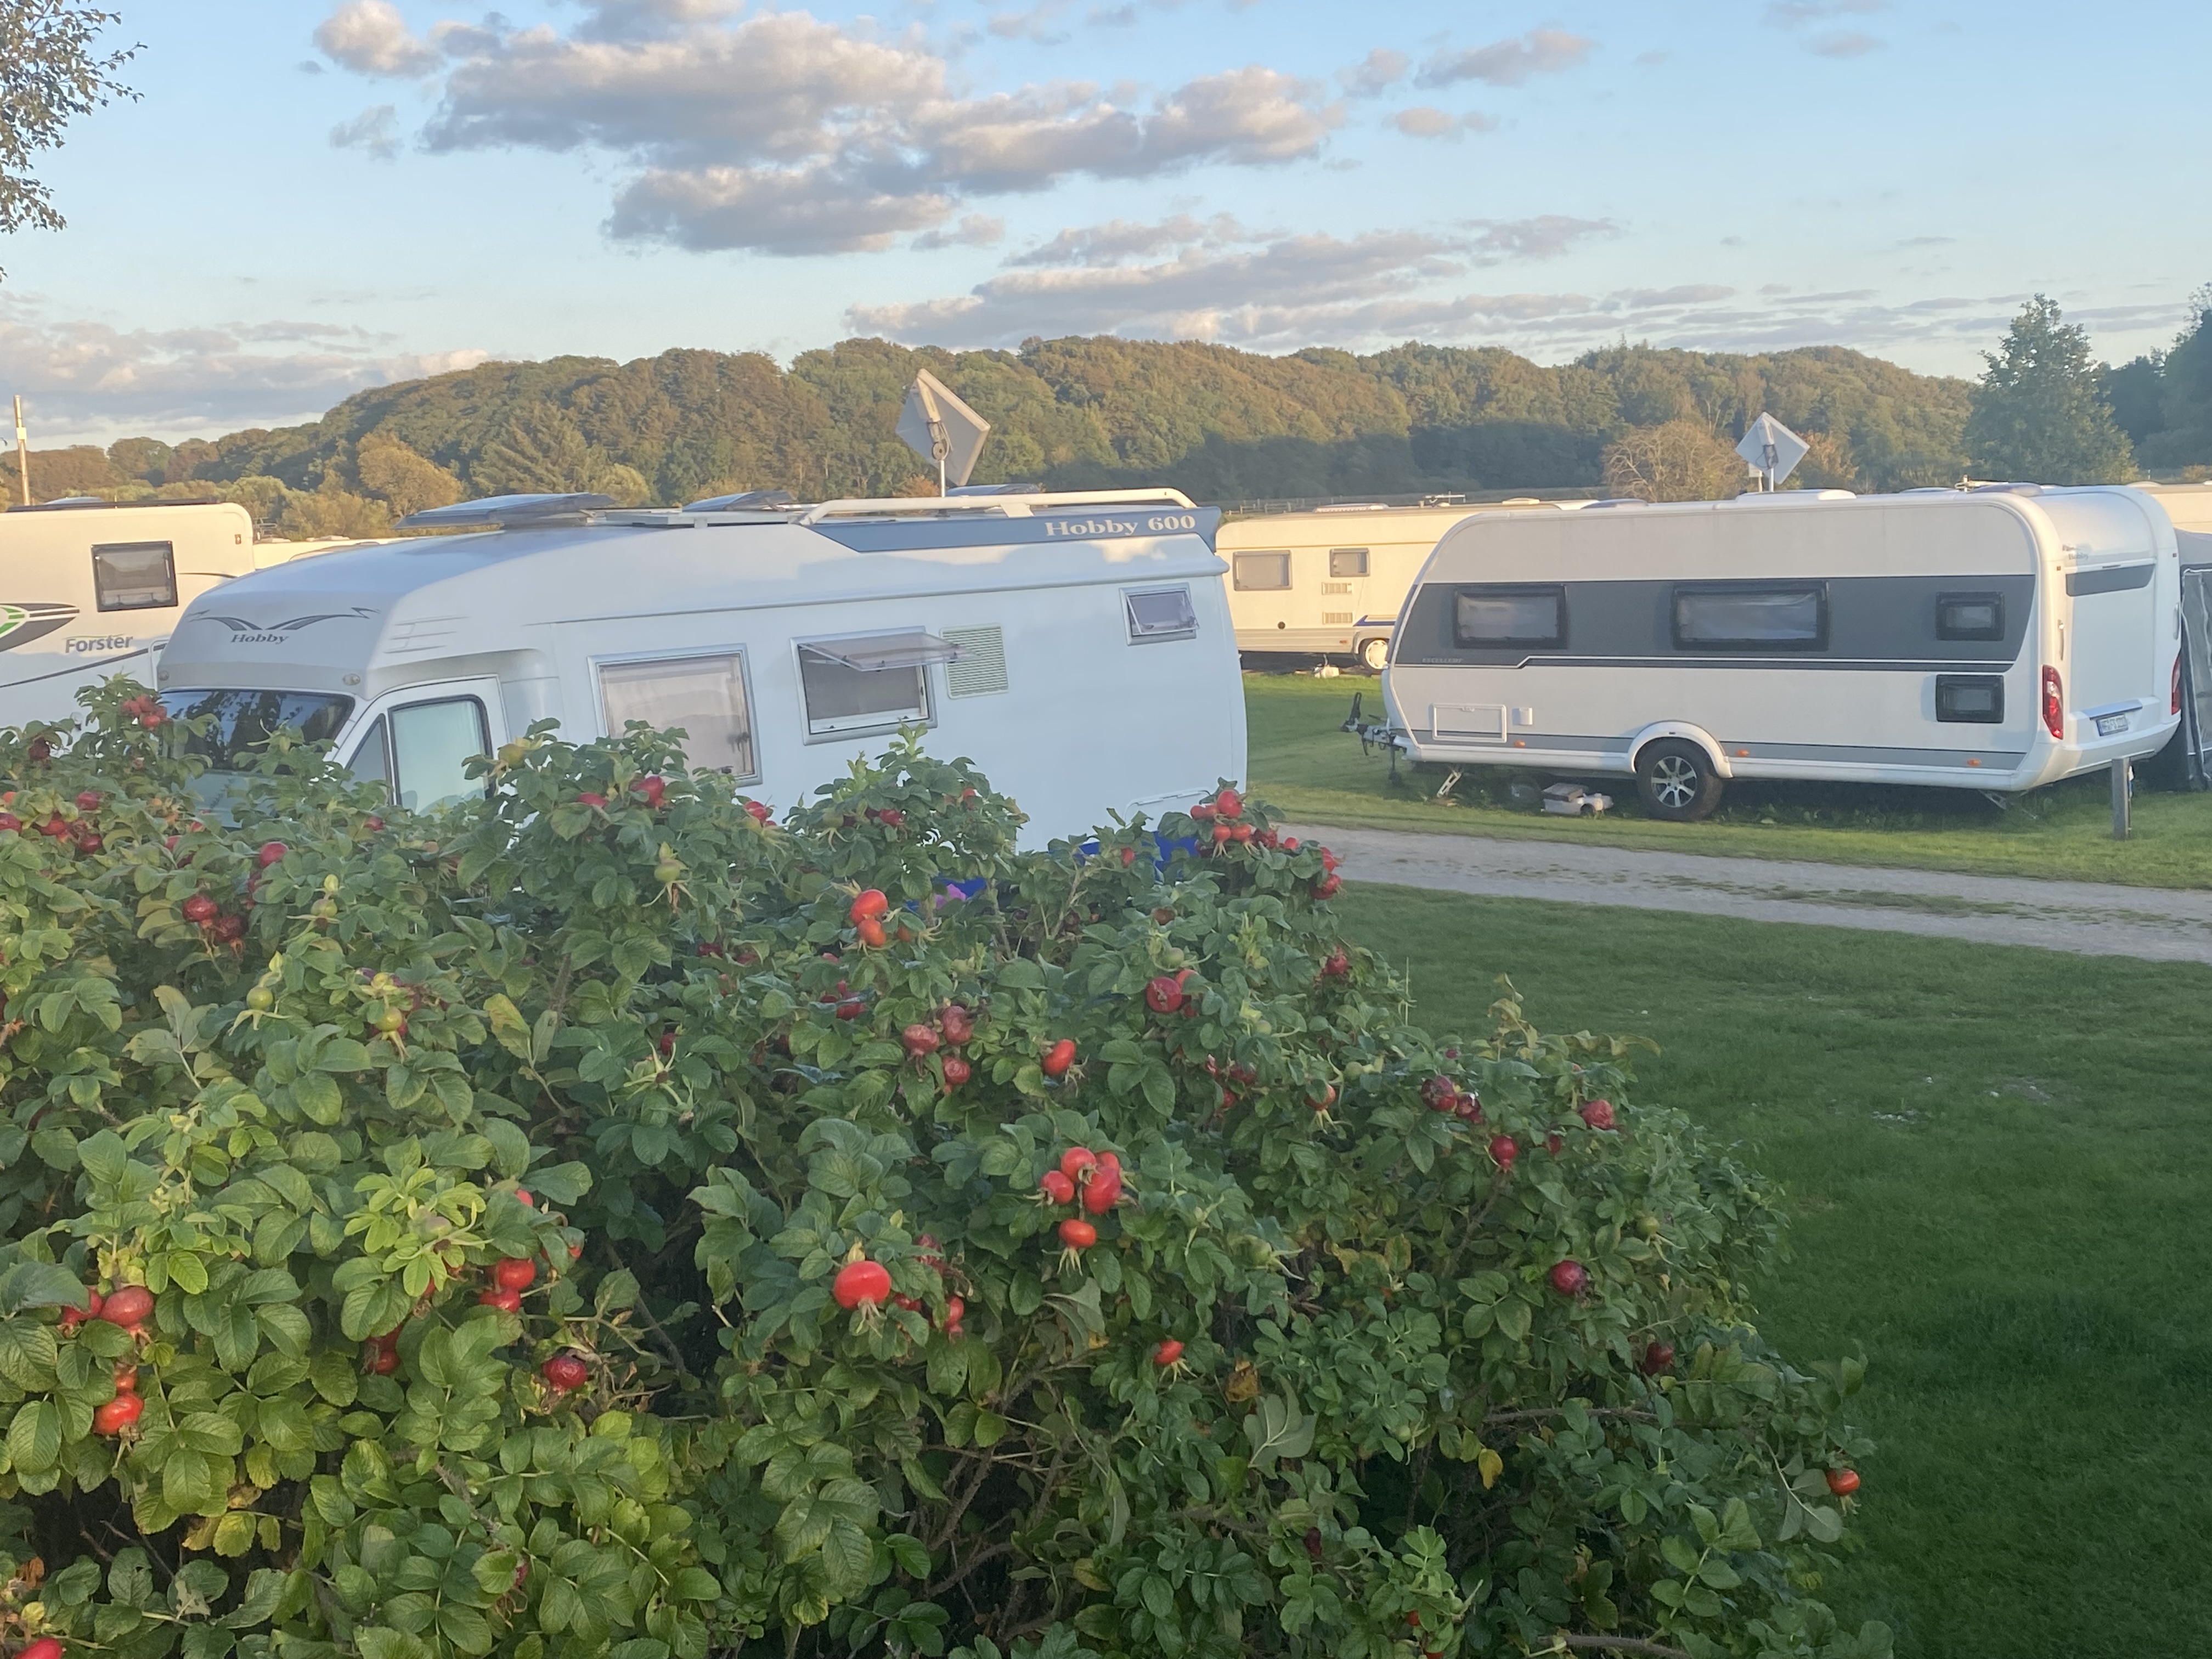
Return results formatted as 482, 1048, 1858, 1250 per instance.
151, 490, 1246, 843
1218, 500, 1581, 669
1381, 487, 2181, 819
0, 500, 259, 730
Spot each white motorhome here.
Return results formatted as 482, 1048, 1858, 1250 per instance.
1, 500, 259, 729
1380, 487, 2181, 820
1218, 499, 1582, 669
151, 490, 1245, 843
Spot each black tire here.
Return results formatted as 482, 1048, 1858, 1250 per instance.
1358, 636, 1389, 673
1635, 738, 1725, 821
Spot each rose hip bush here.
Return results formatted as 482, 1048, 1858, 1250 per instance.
0, 685, 1889, 1659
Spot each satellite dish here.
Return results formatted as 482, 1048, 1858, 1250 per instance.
896, 370, 990, 494
1735, 413, 1810, 492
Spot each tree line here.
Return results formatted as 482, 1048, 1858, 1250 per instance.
21, 335, 1972, 531
20, 298, 2208, 532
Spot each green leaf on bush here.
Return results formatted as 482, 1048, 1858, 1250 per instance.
8, 1400, 61, 1472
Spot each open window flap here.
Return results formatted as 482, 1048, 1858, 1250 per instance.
800, 631, 964, 673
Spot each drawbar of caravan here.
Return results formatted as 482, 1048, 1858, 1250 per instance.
152, 490, 1244, 844
1217, 500, 1581, 669
1383, 486, 2181, 820
0, 500, 259, 730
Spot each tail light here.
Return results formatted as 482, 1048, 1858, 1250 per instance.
2040, 666, 2063, 741
2175, 654, 2185, 718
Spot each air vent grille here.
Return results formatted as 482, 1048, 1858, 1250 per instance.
942, 625, 1009, 697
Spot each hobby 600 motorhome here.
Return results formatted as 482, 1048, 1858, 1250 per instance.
150, 489, 1245, 842
1379, 487, 2181, 819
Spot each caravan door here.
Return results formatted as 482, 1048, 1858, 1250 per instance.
2180, 543, 2212, 786
338, 678, 506, 812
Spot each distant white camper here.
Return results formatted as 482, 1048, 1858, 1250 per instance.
1217, 499, 1582, 669
152, 490, 1246, 842
0, 500, 259, 730
1380, 487, 2181, 819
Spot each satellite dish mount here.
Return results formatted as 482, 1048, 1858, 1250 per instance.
897, 370, 991, 495
1735, 413, 1810, 493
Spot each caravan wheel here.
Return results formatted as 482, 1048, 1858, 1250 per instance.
1635, 740, 1724, 822
1358, 637, 1389, 673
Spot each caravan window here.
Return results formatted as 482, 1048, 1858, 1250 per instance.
1233, 552, 1291, 591
93, 541, 177, 612
1453, 585, 1566, 650
1329, 548, 1370, 578
600, 652, 757, 777
1936, 592, 2005, 641
1125, 586, 1198, 644
1934, 675, 2005, 724
1672, 584, 1828, 651
161, 690, 353, 767
798, 635, 937, 738
388, 698, 489, 810
347, 716, 393, 792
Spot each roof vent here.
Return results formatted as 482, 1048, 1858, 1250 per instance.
681, 489, 799, 512
396, 492, 616, 530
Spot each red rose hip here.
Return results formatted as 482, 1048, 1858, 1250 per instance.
541, 1353, 590, 1392
832, 1259, 892, 1311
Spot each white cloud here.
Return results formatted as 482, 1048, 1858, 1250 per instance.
1763, 2, 1886, 55
1469, 216, 1615, 259
1007, 213, 1252, 267
0, 294, 488, 442
313, 0, 441, 77
329, 104, 400, 160
1389, 106, 1498, 140
1417, 29, 1594, 89
609, 166, 957, 256
912, 213, 1007, 251
315, 3, 1342, 255
847, 215, 1627, 349
1338, 48, 1408, 97
984, 1, 1074, 42
1763, 0, 1883, 24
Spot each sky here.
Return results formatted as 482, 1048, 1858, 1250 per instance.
2, 0, 2207, 445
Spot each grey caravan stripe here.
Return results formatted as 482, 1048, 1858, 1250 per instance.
1398, 572, 2038, 668
2066, 563, 2153, 596
1415, 730, 2026, 770
1499, 655, 2016, 672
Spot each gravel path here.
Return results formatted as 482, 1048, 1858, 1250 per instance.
1279, 822, 2212, 964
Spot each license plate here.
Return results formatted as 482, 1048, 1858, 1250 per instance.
2095, 713, 2130, 736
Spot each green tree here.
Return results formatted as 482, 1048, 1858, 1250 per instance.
0, 1, 138, 275
354, 431, 464, 518
1602, 418, 1744, 501
1963, 295, 2135, 483
22, 442, 120, 499
105, 435, 172, 483
2135, 288, 2212, 475
275, 486, 391, 539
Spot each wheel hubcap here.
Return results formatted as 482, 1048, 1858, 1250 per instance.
1651, 757, 1697, 808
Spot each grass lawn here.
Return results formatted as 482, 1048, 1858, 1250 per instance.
1333, 884, 2212, 1659
1247, 673, 2212, 890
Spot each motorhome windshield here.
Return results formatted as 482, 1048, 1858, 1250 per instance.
159, 690, 354, 771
